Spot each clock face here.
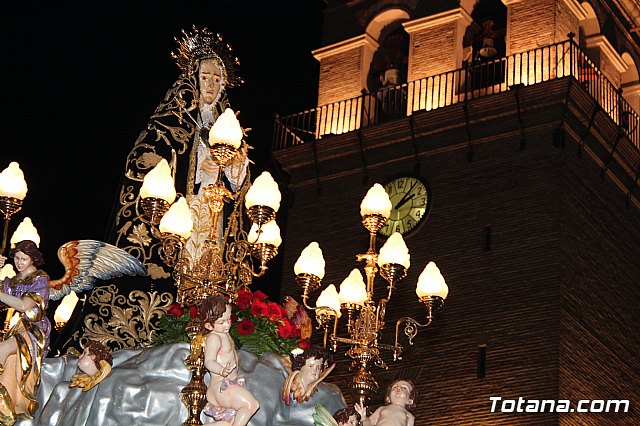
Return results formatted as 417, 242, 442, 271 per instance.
379, 176, 430, 237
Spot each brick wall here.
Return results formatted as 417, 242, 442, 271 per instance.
508, 0, 557, 54
278, 133, 564, 425
274, 78, 640, 424
558, 142, 640, 424
408, 23, 457, 82
317, 47, 364, 107
599, 54, 622, 87
557, 0, 580, 43
507, 0, 582, 53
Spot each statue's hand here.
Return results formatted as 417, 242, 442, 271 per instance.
0, 255, 6, 268
355, 402, 367, 420
221, 361, 235, 377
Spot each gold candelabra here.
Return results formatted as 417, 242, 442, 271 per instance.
293, 184, 449, 405
138, 109, 282, 425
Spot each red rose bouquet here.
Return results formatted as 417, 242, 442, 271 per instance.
152, 291, 311, 356
152, 302, 198, 345
230, 288, 309, 356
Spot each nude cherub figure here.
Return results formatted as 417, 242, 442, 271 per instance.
282, 345, 335, 405
355, 379, 416, 426
200, 295, 259, 425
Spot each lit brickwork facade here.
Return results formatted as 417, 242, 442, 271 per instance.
274, 1, 640, 424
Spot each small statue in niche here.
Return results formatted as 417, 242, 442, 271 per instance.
69, 340, 113, 391
282, 345, 335, 405
355, 379, 416, 426
200, 295, 259, 425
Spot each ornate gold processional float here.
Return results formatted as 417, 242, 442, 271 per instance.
87, 26, 452, 423
1, 26, 451, 426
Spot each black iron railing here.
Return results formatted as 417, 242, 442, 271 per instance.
273, 36, 639, 151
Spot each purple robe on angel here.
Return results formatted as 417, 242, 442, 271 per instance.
3, 273, 51, 357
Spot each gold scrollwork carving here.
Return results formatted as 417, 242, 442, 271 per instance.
81, 284, 174, 350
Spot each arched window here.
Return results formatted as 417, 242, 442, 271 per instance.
463, 0, 507, 90
368, 26, 410, 92
365, 9, 410, 93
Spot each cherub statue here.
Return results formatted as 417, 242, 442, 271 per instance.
313, 403, 361, 426
0, 239, 145, 424
200, 295, 259, 425
355, 379, 416, 426
282, 345, 336, 405
69, 340, 113, 391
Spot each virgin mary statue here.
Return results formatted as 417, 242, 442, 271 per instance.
107, 26, 249, 285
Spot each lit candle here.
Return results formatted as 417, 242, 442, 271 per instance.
54, 291, 79, 325
245, 171, 281, 211
360, 183, 392, 218
159, 197, 193, 240
315, 284, 341, 317
10, 217, 40, 248
416, 262, 449, 299
294, 242, 325, 279
378, 232, 410, 268
0, 264, 15, 280
139, 159, 177, 203
248, 221, 282, 247
209, 108, 243, 149
0, 162, 28, 200
338, 269, 367, 306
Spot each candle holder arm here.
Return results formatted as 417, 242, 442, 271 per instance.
392, 316, 433, 361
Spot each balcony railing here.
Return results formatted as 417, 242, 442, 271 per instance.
273, 36, 640, 151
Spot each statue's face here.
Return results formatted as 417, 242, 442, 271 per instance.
13, 251, 33, 273
78, 347, 99, 376
199, 59, 222, 105
388, 380, 413, 407
300, 356, 323, 388
209, 304, 232, 334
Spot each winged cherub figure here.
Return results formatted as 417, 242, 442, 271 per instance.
69, 340, 113, 391
282, 345, 335, 406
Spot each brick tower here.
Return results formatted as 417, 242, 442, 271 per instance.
273, 1, 640, 424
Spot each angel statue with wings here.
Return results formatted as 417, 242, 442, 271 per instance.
0, 239, 145, 425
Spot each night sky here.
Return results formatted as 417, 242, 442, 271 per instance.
1, 1, 325, 297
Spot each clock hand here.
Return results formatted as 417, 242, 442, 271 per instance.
395, 193, 415, 210
394, 181, 418, 209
